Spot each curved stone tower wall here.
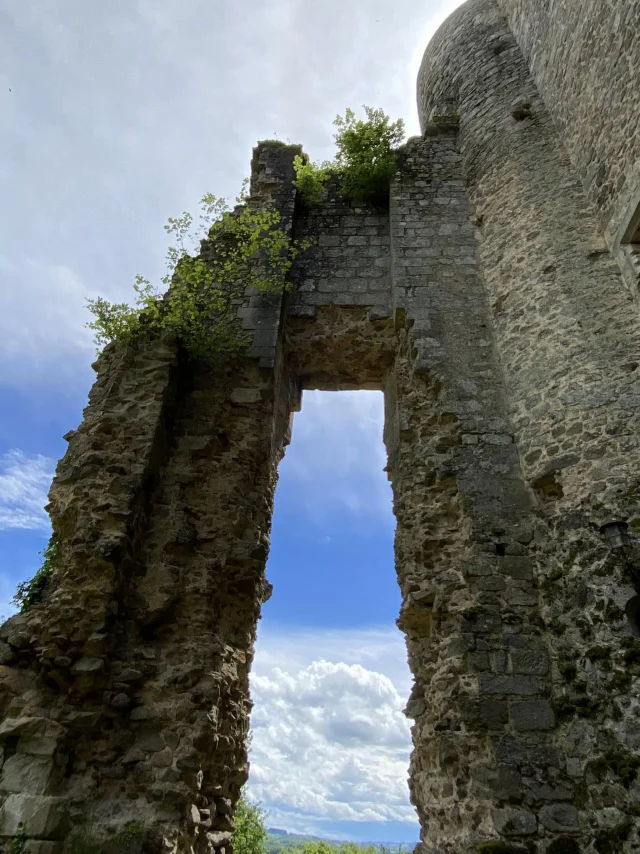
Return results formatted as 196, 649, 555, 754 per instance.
497, 0, 640, 264
419, 0, 640, 850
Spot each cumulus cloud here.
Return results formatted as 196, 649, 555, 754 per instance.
0, 450, 54, 531
283, 391, 394, 527
247, 625, 416, 835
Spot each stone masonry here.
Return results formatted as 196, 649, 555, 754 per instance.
1, 1, 640, 852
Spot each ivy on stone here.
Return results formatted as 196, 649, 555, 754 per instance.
87, 191, 305, 362
9, 826, 27, 854
294, 106, 405, 206
13, 536, 58, 614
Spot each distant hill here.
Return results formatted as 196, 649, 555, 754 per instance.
266, 830, 415, 854
267, 829, 327, 853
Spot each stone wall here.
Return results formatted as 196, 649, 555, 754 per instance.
496, 0, 640, 288
1, 2, 640, 851
388, 128, 556, 854
419, 1, 640, 850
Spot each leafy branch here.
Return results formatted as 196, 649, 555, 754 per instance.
13, 537, 58, 614
294, 106, 405, 206
87, 190, 305, 361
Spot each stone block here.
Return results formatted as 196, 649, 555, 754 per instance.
25, 843, 59, 854
230, 389, 261, 405
509, 648, 549, 675
510, 699, 555, 731
500, 556, 533, 580
0, 640, 16, 664
0, 716, 62, 742
462, 697, 508, 730
70, 657, 103, 674
0, 615, 30, 649
492, 807, 537, 836
0, 754, 56, 794
479, 674, 541, 695
539, 804, 580, 832
135, 732, 165, 752
0, 793, 67, 839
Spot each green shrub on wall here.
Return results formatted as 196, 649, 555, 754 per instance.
87, 191, 307, 361
294, 106, 405, 206
13, 537, 58, 614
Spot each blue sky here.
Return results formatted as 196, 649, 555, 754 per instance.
0, 0, 464, 841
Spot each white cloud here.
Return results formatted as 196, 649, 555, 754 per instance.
0, 256, 98, 382
247, 625, 417, 835
283, 391, 394, 527
0, 450, 54, 531
1, 0, 464, 388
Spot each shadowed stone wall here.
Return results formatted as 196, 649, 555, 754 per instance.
497, 0, 640, 288
1, 1, 640, 852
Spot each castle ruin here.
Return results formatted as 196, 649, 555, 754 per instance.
1, 0, 640, 851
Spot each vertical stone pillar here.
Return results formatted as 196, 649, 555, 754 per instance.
388, 125, 573, 854
0, 142, 299, 854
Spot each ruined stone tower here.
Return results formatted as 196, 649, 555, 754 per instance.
2, 0, 640, 851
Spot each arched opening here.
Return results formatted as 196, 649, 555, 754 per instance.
247, 390, 418, 845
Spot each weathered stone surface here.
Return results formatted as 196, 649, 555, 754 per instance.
509, 700, 555, 732
0, 793, 67, 838
0, 4, 638, 853
538, 804, 581, 832
492, 808, 537, 836
0, 755, 56, 794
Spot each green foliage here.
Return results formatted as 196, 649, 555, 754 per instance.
589, 747, 640, 788
293, 155, 332, 205
87, 192, 306, 362
266, 832, 410, 854
291, 844, 380, 854
294, 106, 405, 206
10, 825, 27, 854
333, 107, 405, 204
234, 798, 268, 854
13, 536, 57, 614
594, 821, 631, 854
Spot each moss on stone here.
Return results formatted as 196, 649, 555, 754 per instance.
621, 636, 640, 665
603, 601, 625, 623
559, 662, 578, 681
548, 567, 564, 583
552, 695, 603, 720
607, 670, 633, 692
585, 645, 610, 663
589, 748, 640, 788
67, 822, 145, 854
594, 821, 632, 854
572, 780, 589, 809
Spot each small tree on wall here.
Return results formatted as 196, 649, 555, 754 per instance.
86, 191, 307, 362
294, 106, 405, 206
